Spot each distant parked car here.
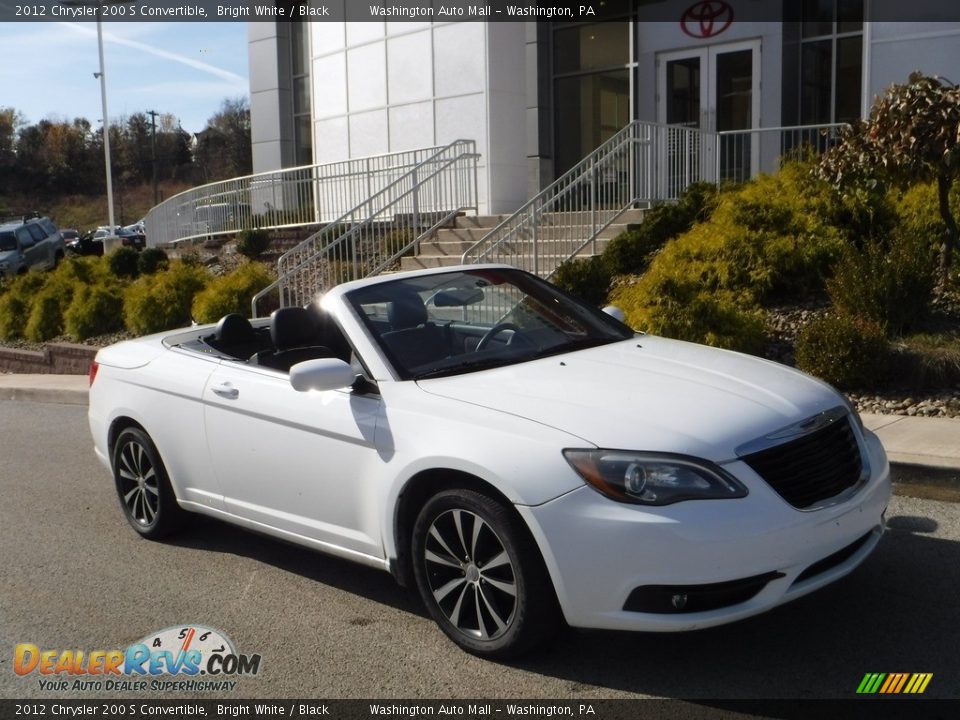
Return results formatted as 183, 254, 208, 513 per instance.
117, 227, 145, 250
66, 230, 105, 257
0, 216, 66, 279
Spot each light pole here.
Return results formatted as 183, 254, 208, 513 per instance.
63, 0, 132, 241
95, 12, 116, 235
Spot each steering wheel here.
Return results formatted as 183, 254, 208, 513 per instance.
476, 323, 531, 352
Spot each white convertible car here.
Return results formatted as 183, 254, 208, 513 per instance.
89, 264, 890, 657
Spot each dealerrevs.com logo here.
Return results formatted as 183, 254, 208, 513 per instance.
14, 625, 261, 692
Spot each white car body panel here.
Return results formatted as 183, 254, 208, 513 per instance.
88, 264, 891, 639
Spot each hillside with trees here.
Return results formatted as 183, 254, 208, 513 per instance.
0, 98, 251, 228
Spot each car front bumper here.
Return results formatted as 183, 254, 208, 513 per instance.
518, 429, 891, 632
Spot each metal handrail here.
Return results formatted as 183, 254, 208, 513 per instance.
143, 144, 454, 247
252, 140, 478, 316
461, 120, 715, 277
462, 120, 846, 280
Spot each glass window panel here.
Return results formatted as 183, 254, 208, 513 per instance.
294, 116, 312, 166
293, 76, 311, 115
292, 20, 309, 76
665, 57, 701, 127
835, 36, 863, 123
554, 70, 629, 175
801, 40, 832, 124
838, 0, 863, 32
554, 22, 629, 75
716, 50, 752, 132
802, 0, 833, 37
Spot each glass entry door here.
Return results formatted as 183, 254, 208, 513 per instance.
657, 40, 760, 183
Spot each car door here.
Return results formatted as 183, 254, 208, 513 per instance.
15, 227, 42, 269
202, 361, 385, 560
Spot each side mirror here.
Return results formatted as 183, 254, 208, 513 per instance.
602, 305, 626, 323
289, 358, 356, 392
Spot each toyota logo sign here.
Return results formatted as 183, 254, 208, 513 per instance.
680, 0, 735, 38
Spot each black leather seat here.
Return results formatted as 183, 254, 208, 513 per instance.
209, 313, 261, 359
380, 291, 450, 371
254, 307, 332, 372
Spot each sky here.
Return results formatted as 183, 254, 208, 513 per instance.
0, 21, 249, 134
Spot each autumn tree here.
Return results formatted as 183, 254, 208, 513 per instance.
193, 97, 252, 182
819, 72, 960, 284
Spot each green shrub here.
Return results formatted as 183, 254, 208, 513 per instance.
602, 182, 718, 276
24, 287, 66, 342
138, 247, 169, 275
796, 314, 890, 389
192, 262, 275, 324
887, 334, 960, 390
0, 293, 29, 340
235, 228, 271, 259
108, 246, 141, 279
123, 261, 209, 336
551, 256, 611, 306
827, 232, 936, 336
64, 285, 125, 341
611, 283, 766, 353
0, 273, 47, 339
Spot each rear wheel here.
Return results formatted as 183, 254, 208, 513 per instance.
411, 489, 559, 658
112, 427, 186, 540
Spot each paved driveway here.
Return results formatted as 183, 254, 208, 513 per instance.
1, 401, 957, 701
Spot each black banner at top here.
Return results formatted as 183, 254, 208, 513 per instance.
3, 0, 960, 23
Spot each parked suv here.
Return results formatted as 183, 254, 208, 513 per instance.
0, 216, 66, 279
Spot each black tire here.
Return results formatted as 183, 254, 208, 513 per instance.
112, 427, 186, 540
411, 489, 559, 658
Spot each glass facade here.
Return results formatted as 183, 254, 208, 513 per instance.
552, 19, 633, 175
799, 0, 864, 124
291, 18, 312, 166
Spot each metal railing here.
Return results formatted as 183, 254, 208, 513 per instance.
252, 140, 478, 316
462, 120, 845, 280
461, 120, 716, 278
143, 145, 455, 247
715, 123, 847, 184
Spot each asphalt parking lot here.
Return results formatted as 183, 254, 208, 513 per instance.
1, 400, 958, 703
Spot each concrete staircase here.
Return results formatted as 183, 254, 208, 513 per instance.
401, 207, 646, 272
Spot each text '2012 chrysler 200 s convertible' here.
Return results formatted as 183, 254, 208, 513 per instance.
88, 265, 890, 658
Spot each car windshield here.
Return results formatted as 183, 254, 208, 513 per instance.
345, 268, 634, 380
0, 231, 16, 251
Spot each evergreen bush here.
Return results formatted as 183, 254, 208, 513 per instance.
551, 256, 611, 306
796, 314, 890, 389
236, 229, 271, 259
192, 262, 274, 324
123, 261, 209, 336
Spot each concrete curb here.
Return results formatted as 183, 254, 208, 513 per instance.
0, 375, 88, 406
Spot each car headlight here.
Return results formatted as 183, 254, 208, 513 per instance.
563, 450, 748, 506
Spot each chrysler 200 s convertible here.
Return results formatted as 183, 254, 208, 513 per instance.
88, 265, 890, 657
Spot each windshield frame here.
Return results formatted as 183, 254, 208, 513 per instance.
344, 267, 634, 381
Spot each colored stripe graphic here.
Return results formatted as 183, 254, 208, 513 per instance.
857, 673, 932, 694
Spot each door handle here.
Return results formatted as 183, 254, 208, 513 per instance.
211, 383, 239, 399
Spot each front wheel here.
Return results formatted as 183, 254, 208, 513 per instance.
112, 427, 186, 540
411, 489, 559, 658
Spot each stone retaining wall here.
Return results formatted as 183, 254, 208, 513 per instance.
0, 343, 98, 375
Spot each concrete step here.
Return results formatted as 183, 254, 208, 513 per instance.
453, 214, 510, 229
428, 222, 631, 248
401, 242, 610, 271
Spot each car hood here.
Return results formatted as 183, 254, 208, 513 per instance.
416, 337, 843, 461
0, 250, 19, 263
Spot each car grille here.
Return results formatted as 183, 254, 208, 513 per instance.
742, 415, 864, 509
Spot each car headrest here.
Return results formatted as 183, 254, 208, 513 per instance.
270, 307, 318, 351
215, 313, 255, 344
388, 292, 428, 330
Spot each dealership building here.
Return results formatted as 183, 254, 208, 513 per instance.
247, 0, 960, 214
